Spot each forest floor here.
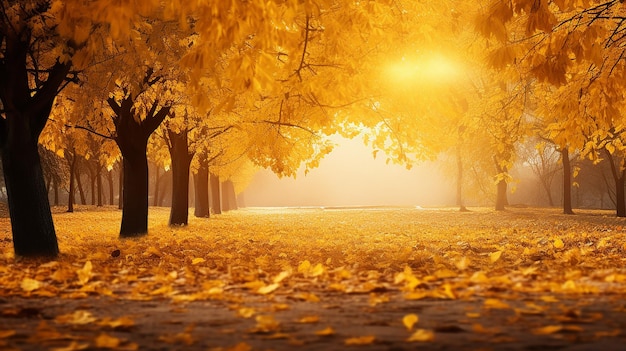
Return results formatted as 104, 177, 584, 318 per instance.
0, 206, 626, 350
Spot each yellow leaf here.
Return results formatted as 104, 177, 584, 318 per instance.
344, 335, 376, 345
532, 325, 563, 335
315, 326, 335, 336
272, 271, 290, 284
470, 271, 489, 283
50, 341, 90, 351
76, 261, 93, 285
472, 323, 500, 334
406, 329, 435, 342
297, 260, 311, 274
55, 310, 97, 325
297, 315, 320, 324
554, 238, 564, 249
310, 263, 325, 277
191, 258, 205, 265
455, 256, 469, 270
402, 314, 419, 331
489, 251, 503, 263
98, 316, 135, 330
252, 315, 280, 333
237, 307, 256, 318
257, 283, 279, 295
95, 333, 121, 348
295, 292, 320, 302
483, 298, 510, 310
21, 278, 41, 292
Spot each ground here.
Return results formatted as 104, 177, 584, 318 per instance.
1, 206, 626, 350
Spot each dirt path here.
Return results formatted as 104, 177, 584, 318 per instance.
2, 291, 626, 350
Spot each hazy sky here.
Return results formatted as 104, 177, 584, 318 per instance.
243, 136, 455, 207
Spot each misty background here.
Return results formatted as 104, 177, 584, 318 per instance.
243, 136, 455, 207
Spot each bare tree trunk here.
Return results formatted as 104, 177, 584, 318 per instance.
210, 173, 221, 214
194, 153, 210, 218
85, 160, 96, 206
495, 179, 507, 211
222, 180, 238, 212
167, 127, 194, 226
561, 148, 574, 215
53, 177, 59, 206
153, 165, 160, 207
75, 159, 87, 205
605, 149, 626, 217
96, 164, 103, 206
67, 153, 76, 213
118, 161, 124, 210
455, 143, 468, 212
107, 169, 115, 206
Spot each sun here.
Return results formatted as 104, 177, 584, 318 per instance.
384, 53, 461, 88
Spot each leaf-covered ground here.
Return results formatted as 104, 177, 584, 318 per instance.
1, 206, 626, 350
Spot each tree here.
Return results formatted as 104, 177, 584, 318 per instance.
0, 2, 74, 256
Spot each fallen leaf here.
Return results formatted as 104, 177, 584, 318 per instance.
95, 333, 121, 348
273, 271, 290, 284
314, 326, 335, 336
402, 314, 419, 331
344, 335, 375, 345
21, 278, 41, 292
532, 325, 563, 335
55, 310, 97, 325
297, 315, 320, 323
50, 341, 90, 351
483, 298, 510, 310
191, 258, 205, 265
553, 238, 564, 249
98, 316, 135, 330
490, 251, 503, 263
76, 261, 93, 285
406, 329, 435, 342
237, 307, 256, 318
257, 283, 279, 295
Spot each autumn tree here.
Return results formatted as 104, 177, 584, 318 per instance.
477, 0, 626, 216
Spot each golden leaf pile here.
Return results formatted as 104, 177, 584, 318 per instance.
0, 206, 625, 349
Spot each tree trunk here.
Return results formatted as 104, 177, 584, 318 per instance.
67, 153, 76, 213
194, 153, 210, 218
617, 174, 626, 217
153, 165, 160, 207
167, 128, 194, 226
455, 143, 468, 212
210, 173, 222, 214
0, 30, 70, 257
158, 176, 170, 207
1, 134, 59, 257
119, 148, 149, 236
96, 164, 103, 206
222, 180, 238, 212
118, 161, 124, 209
75, 160, 87, 205
53, 177, 59, 206
107, 169, 115, 206
604, 149, 626, 217
495, 178, 507, 211
89, 163, 96, 205
108, 85, 170, 237
561, 148, 574, 215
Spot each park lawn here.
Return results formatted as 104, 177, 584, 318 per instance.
1, 206, 626, 350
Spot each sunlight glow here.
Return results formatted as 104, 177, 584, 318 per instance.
385, 54, 460, 87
